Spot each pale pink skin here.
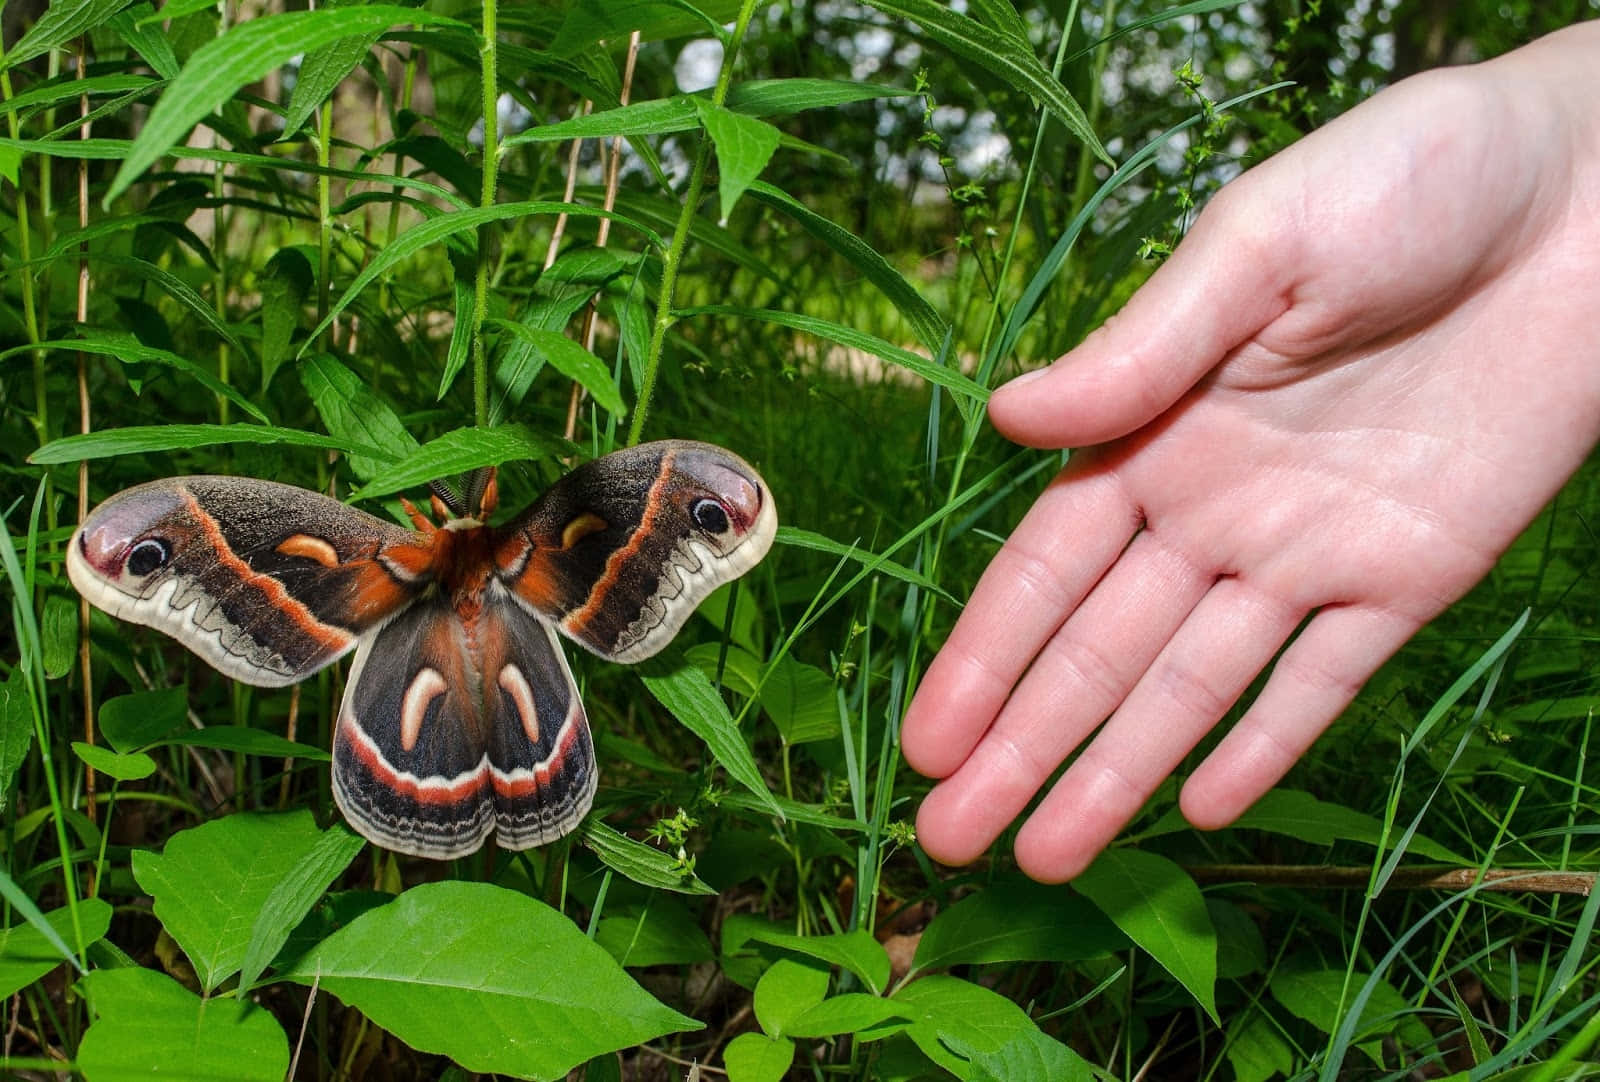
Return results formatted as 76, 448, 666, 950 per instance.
901, 23, 1600, 882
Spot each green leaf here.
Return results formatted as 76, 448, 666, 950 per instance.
73, 741, 156, 781
722, 914, 890, 996
785, 994, 914, 1039
693, 100, 781, 223
280, 881, 698, 1080
758, 655, 838, 746
0, 333, 267, 423
886, 976, 1079, 1080
638, 654, 783, 820
4, 0, 137, 71
39, 593, 77, 679
1271, 968, 1431, 1063
236, 825, 366, 993
504, 96, 700, 146
581, 820, 715, 895
858, 0, 1107, 163
722, 1032, 795, 1082
1230, 788, 1465, 863
346, 424, 565, 503
108, 7, 465, 202
753, 958, 830, 1038
108, 3, 180, 80
774, 527, 944, 596
163, 726, 331, 762
31, 423, 387, 464
0, 669, 35, 808
682, 306, 987, 401
1225, 1012, 1295, 1082
77, 967, 289, 1082
130, 810, 349, 991
748, 182, 948, 354
259, 248, 313, 388
306, 201, 661, 349
725, 78, 916, 115
282, 27, 385, 138
0, 899, 112, 999
99, 687, 188, 752
1072, 848, 1218, 1022
911, 879, 1126, 977
593, 901, 714, 969
961, 1024, 1098, 1082
299, 353, 420, 481
485, 320, 627, 417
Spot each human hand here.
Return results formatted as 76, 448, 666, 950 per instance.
902, 22, 1600, 882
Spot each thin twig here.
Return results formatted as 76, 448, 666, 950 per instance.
1184, 865, 1596, 896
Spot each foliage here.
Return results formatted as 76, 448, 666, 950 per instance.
1, 0, 1597, 1079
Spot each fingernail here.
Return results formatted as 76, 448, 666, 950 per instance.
1004, 366, 1050, 389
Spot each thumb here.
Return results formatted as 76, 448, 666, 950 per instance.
989, 183, 1298, 448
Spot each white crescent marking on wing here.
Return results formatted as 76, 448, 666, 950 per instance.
498, 663, 540, 745
399, 666, 447, 752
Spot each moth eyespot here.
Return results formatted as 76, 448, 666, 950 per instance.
124, 538, 172, 577
691, 498, 731, 535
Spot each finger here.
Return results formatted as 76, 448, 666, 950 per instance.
901, 463, 1137, 780
988, 180, 1297, 449
1179, 604, 1424, 829
1013, 577, 1304, 882
913, 534, 1211, 866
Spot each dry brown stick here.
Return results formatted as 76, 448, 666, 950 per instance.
75, 38, 96, 830
1184, 865, 1596, 896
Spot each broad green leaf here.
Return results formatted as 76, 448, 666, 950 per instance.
95, 255, 246, 353
911, 879, 1125, 977
785, 994, 914, 1039
886, 976, 1069, 1079
753, 959, 830, 1038
259, 247, 314, 389
99, 687, 188, 752
1226, 1012, 1294, 1082
0, 899, 112, 999
39, 593, 76, 679
859, 0, 1108, 163
4, 0, 137, 71
681, 306, 988, 401
549, 0, 742, 56
581, 819, 715, 895
1232, 787, 1466, 863
108, 7, 465, 201
748, 182, 948, 354
346, 424, 565, 502
722, 1032, 794, 1082
236, 825, 366, 993
485, 320, 626, 416
108, 3, 180, 80
0, 669, 36, 807
1271, 968, 1431, 1064
130, 810, 346, 991
542, 247, 635, 286
135, 0, 219, 24
758, 655, 838, 746
72, 741, 156, 781
722, 914, 890, 996
961, 1025, 1097, 1082
280, 881, 698, 1080
594, 901, 714, 968
77, 967, 289, 1082
31, 423, 387, 464
639, 654, 783, 819
0, 333, 267, 423
163, 726, 331, 762
282, 28, 385, 138
299, 353, 420, 481
306, 201, 661, 349
693, 100, 781, 223
1073, 848, 1218, 1022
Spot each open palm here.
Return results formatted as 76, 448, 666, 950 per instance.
902, 24, 1600, 881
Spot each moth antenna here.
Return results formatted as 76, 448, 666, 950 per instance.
398, 497, 437, 533
462, 466, 495, 519
427, 478, 467, 518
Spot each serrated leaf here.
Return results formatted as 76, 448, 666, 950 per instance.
911, 879, 1126, 977
40, 594, 76, 679
722, 914, 890, 996
0, 899, 112, 999
753, 959, 830, 1038
725, 78, 916, 115
259, 247, 313, 388
693, 100, 781, 222
282, 27, 385, 138
130, 811, 347, 991
299, 353, 420, 481
77, 967, 289, 1082
723, 1032, 795, 1082
485, 320, 626, 416
72, 741, 156, 781
108, 3, 180, 80
1072, 848, 1217, 1022
99, 687, 188, 752
108, 7, 465, 202
280, 881, 698, 1080
236, 825, 366, 993
5, 0, 137, 71
346, 424, 565, 502
581, 819, 715, 895
638, 654, 782, 820
31, 423, 387, 464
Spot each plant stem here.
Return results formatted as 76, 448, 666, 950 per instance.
471, 0, 501, 430
626, 1, 758, 446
